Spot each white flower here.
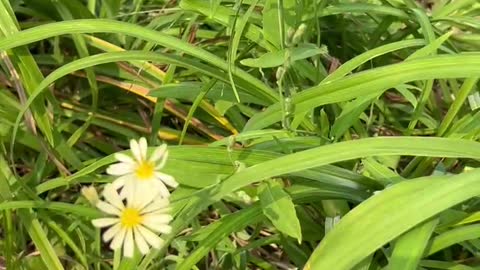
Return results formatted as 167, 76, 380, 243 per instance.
106, 137, 178, 201
92, 184, 172, 257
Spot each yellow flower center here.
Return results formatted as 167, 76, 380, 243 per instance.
135, 161, 155, 180
120, 208, 143, 228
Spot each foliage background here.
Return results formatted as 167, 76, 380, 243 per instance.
1, 0, 480, 269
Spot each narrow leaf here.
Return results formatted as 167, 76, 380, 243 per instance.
259, 180, 302, 242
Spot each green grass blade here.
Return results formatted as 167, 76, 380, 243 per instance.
176, 205, 263, 270
19, 211, 65, 270
388, 218, 439, 270
426, 224, 480, 256
437, 77, 479, 136
179, 79, 217, 145
0, 201, 100, 217
323, 39, 425, 83
45, 219, 88, 268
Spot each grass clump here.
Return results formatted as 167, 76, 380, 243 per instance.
1, 0, 480, 269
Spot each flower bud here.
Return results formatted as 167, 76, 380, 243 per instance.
292, 23, 307, 45
81, 186, 99, 205
276, 67, 285, 81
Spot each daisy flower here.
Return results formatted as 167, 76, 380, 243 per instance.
106, 137, 178, 200
92, 184, 172, 257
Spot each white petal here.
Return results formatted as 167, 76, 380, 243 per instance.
149, 144, 167, 163
154, 225, 172, 234
110, 227, 127, 250
92, 218, 118, 228
119, 187, 128, 200
155, 172, 178, 188
106, 163, 133, 176
143, 214, 172, 225
142, 222, 172, 234
140, 198, 170, 214
102, 184, 125, 210
139, 137, 148, 161
154, 181, 171, 198
137, 225, 163, 249
121, 178, 136, 203
134, 227, 150, 254
155, 150, 169, 169
112, 174, 132, 190
130, 183, 157, 210
103, 222, 122, 242
130, 139, 143, 162
142, 217, 172, 234
123, 229, 135, 258
114, 153, 135, 165
96, 201, 121, 216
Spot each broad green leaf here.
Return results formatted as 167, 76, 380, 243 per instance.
259, 180, 302, 242
304, 168, 480, 270
289, 44, 327, 62
240, 49, 285, 68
